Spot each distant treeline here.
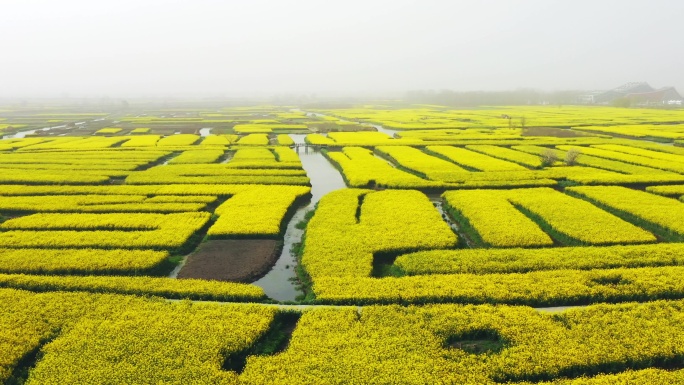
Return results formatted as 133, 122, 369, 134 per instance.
405, 89, 583, 107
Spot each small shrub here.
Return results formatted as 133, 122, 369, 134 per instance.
564, 148, 581, 166
540, 149, 558, 167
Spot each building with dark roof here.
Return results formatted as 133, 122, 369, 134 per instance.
578, 82, 682, 106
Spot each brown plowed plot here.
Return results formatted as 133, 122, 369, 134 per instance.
177, 239, 279, 282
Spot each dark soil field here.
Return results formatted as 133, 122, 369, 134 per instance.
522, 126, 594, 138
177, 239, 280, 282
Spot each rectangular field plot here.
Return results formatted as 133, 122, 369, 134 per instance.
302, 187, 684, 306
0, 137, 312, 300
5, 105, 684, 384
5, 289, 684, 385
568, 185, 684, 238
326, 142, 684, 190
0, 212, 211, 251
126, 148, 310, 185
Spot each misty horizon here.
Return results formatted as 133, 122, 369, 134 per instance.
2, 0, 683, 98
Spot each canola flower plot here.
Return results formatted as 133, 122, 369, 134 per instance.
506, 188, 656, 245
0, 194, 211, 213
0, 289, 270, 385
228, 147, 302, 168
466, 144, 545, 168
0, 289, 103, 384
25, 300, 275, 385
568, 185, 684, 236
0, 183, 300, 197
0, 275, 266, 301
156, 134, 201, 146
241, 301, 684, 384
573, 123, 684, 140
129, 127, 151, 134
425, 145, 529, 171
375, 145, 471, 179
120, 135, 162, 147
444, 188, 655, 246
0, 149, 171, 184
443, 189, 554, 247
512, 144, 675, 175
0, 212, 211, 250
329, 147, 558, 188
303, 188, 684, 305
326, 144, 666, 189
557, 145, 684, 173
207, 185, 310, 237
646, 184, 684, 196
395, 243, 684, 275
17, 137, 129, 150
0, 170, 112, 185
276, 134, 295, 145
10, 287, 684, 384
0, 248, 169, 275
302, 188, 458, 280
125, 147, 309, 185
314, 266, 684, 305
325, 147, 444, 188
94, 128, 122, 135
237, 133, 270, 145
592, 144, 684, 162
5, 108, 684, 383
167, 149, 225, 164
126, 170, 310, 185
199, 134, 238, 146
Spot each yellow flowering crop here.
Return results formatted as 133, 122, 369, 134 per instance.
0, 248, 168, 275
168, 149, 225, 164
156, 134, 201, 146
0, 275, 265, 301
568, 186, 684, 236
466, 144, 545, 168
208, 185, 310, 237
444, 189, 553, 247
0, 212, 211, 250
427, 145, 529, 171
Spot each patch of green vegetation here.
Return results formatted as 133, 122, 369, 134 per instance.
442, 203, 483, 248
167, 255, 185, 265
370, 256, 406, 278
445, 329, 506, 355
510, 202, 582, 247
223, 311, 301, 373
589, 273, 632, 286
295, 210, 315, 230
6, 334, 59, 385
293, 241, 315, 303
557, 179, 580, 188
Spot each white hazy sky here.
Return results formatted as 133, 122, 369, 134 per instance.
2, 0, 683, 97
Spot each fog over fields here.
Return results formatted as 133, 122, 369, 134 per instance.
1, 0, 683, 97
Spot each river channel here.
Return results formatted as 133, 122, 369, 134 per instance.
252, 134, 347, 301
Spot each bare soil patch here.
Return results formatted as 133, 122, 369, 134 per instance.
177, 239, 280, 282
522, 126, 593, 138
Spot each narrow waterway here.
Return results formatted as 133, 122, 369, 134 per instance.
2, 124, 68, 139
304, 111, 399, 138
368, 123, 399, 138
252, 134, 347, 301
427, 194, 462, 240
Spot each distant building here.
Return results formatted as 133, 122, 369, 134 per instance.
578, 82, 683, 106
625, 87, 683, 106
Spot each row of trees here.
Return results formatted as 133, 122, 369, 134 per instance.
405, 89, 583, 107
